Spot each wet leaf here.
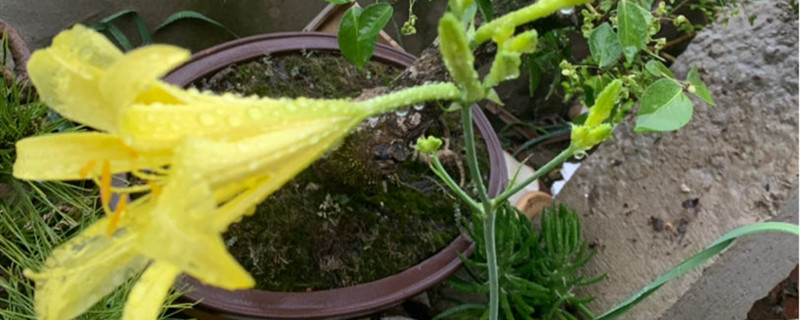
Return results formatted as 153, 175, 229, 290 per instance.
645, 60, 674, 78
687, 67, 715, 106
634, 79, 692, 132
617, 0, 650, 62
588, 23, 622, 68
338, 3, 393, 69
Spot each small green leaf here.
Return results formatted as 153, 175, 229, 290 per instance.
645, 60, 675, 78
528, 56, 543, 95
635, 79, 693, 132
687, 67, 715, 106
338, 3, 393, 69
588, 23, 622, 68
617, 0, 650, 62
324, 0, 351, 4
155, 10, 240, 39
476, 0, 494, 21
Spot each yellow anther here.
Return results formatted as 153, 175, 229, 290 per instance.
148, 181, 162, 196
100, 160, 112, 208
106, 196, 127, 237
79, 160, 97, 179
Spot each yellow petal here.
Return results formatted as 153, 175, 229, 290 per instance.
27, 25, 122, 132
122, 262, 181, 320
131, 171, 254, 290
177, 118, 355, 189
119, 96, 364, 150
101, 45, 191, 110
27, 217, 148, 320
166, 120, 357, 230
13, 132, 172, 180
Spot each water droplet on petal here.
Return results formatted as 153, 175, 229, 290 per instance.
199, 113, 216, 126
247, 107, 263, 120
227, 115, 243, 127
560, 6, 574, 15
413, 104, 425, 111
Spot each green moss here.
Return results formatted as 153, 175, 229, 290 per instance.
198, 52, 397, 99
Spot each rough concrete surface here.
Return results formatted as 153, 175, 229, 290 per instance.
659, 190, 798, 320
554, 1, 799, 319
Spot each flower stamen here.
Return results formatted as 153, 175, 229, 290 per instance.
107, 196, 127, 237
100, 160, 112, 208
79, 160, 97, 179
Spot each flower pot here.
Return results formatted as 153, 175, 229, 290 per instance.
163, 32, 508, 320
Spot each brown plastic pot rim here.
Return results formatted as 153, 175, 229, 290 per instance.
164, 32, 509, 319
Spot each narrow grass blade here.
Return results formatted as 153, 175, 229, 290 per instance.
155, 11, 239, 39
597, 222, 799, 320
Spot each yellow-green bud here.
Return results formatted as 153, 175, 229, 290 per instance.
674, 15, 687, 25
687, 84, 696, 93
415, 136, 443, 154
585, 79, 622, 127
485, 51, 522, 88
438, 13, 483, 102
492, 22, 515, 45
504, 29, 538, 54
656, 1, 667, 15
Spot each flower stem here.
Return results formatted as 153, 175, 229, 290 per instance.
430, 156, 482, 214
472, 0, 591, 46
459, 106, 498, 319
491, 147, 574, 209
359, 82, 460, 114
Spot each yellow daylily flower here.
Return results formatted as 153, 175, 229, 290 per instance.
17, 25, 426, 320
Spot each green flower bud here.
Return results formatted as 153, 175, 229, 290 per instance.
415, 136, 443, 155
585, 79, 622, 127
656, 1, 667, 15
504, 29, 538, 54
492, 22, 515, 45
485, 51, 522, 88
674, 15, 687, 26
687, 84, 696, 93
438, 13, 483, 102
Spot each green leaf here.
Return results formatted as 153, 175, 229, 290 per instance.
597, 222, 798, 320
96, 10, 152, 45
92, 23, 134, 51
528, 56, 543, 95
325, 0, 352, 4
645, 60, 674, 78
687, 67, 716, 106
477, 0, 494, 21
338, 3, 393, 69
635, 79, 693, 132
617, 0, 650, 62
588, 23, 622, 68
155, 10, 240, 39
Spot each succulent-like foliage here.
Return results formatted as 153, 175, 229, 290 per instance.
440, 204, 603, 320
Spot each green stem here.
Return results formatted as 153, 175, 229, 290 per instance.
430, 156, 483, 214
492, 146, 574, 209
472, 0, 592, 46
459, 107, 498, 320
359, 82, 461, 114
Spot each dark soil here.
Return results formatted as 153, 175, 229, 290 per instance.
194, 52, 485, 292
